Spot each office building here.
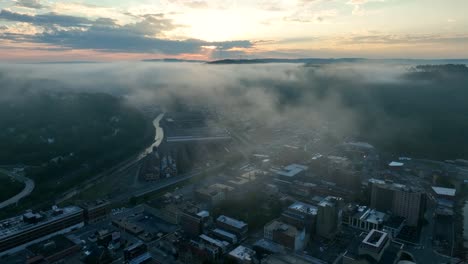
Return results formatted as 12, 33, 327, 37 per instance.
316, 196, 344, 239
343, 229, 406, 264
0, 206, 84, 256
180, 210, 210, 238
369, 179, 426, 226
264, 220, 308, 252
281, 201, 317, 232
82, 199, 110, 224
342, 204, 388, 232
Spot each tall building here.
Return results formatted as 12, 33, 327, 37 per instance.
264, 220, 308, 252
316, 196, 344, 239
180, 210, 210, 238
0, 206, 84, 256
369, 179, 426, 226
281, 201, 317, 232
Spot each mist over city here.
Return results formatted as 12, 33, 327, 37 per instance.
1, 1, 468, 264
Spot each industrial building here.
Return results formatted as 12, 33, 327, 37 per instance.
0, 206, 84, 256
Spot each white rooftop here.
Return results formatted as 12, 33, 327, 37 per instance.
362, 229, 388, 248
229, 245, 255, 261
388, 161, 404, 167
432, 186, 456, 197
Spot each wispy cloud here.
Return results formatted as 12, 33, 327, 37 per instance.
14, 0, 44, 9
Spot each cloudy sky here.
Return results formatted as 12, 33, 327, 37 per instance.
0, 0, 467, 61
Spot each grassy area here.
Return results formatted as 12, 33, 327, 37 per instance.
0, 173, 25, 202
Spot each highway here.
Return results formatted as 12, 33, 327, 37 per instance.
0, 169, 35, 209
112, 162, 226, 203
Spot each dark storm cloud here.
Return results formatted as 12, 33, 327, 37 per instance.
0, 10, 253, 54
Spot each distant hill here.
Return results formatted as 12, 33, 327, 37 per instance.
207, 58, 468, 65
142, 58, 206, 63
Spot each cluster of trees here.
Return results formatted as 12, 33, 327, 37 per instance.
0, 91, 153, 215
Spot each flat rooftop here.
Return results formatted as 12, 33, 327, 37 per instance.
217, 215, 247, 230
288, 201, 317, 216
368, 178, 421, 192
388, 161, 404, 167
199, 234, 229, 249
212, 228, 237, 240
265, 220, 300, 237
318, 196, 343, 207
432, 186, 456, 197
362, 229, 388, 248
228, 245, 255, 261
270, 164, 308, 178
0, 206, 83, 240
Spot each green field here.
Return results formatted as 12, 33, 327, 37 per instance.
0, 173, 24, 202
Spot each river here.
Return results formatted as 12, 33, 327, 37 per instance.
139, 113, 165, 159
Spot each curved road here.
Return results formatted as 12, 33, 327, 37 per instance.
0, 169, 35, 209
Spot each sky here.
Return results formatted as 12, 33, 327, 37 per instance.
0, 0, 467, 61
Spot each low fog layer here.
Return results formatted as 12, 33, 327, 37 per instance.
1, 62, 468, 160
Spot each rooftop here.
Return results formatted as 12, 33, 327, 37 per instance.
388, 161, 404, 167
199, 234, 230, 249
318, 196, 343, 207
369, 178, 421, 192
358, 208, 387, 225
265, 220, 301, 237
217, 215, 247, 229
228, 245, 255, 261
362, 229, 388, 248
212, 228, 237, 240
432, 186, 456, 197
0, 206, 83, 240
288, 201, 317, 216
253, 239, 285, 254
270, 164, 308, 178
